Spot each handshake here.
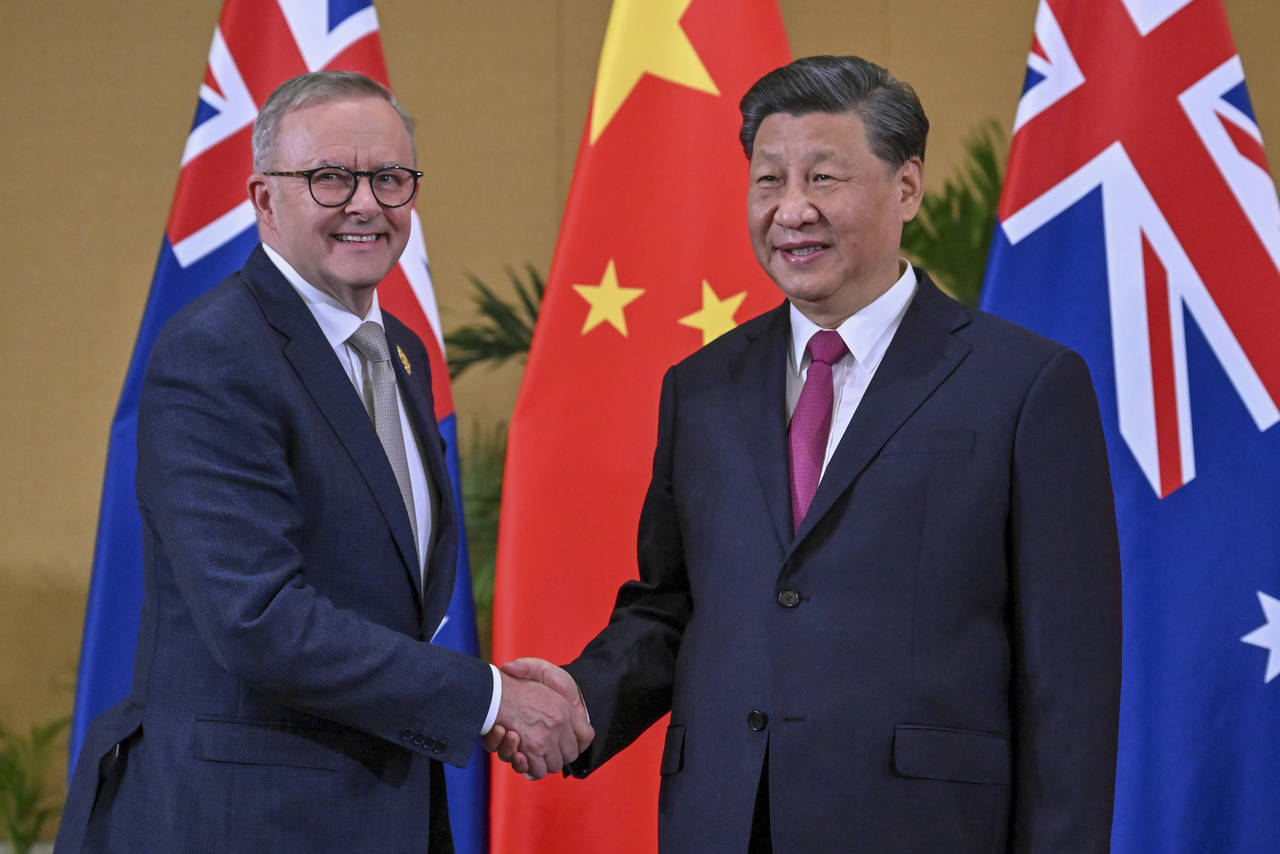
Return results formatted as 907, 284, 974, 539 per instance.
485, 657, 593, 779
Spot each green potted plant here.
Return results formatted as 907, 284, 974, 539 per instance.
0, 716, 69, 854
901, 119, 1006, 305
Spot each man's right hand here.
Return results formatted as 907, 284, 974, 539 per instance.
491, 664, 593, 779
486, 658, 593, 779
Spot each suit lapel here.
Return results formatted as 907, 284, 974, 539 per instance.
788, 274, 973, 552
241, 247, 423, 603
729, 304, 794, 550
383, 315, 459, 634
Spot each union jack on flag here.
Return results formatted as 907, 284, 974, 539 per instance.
981, 0, 1280, 849
71, 2, 488, 852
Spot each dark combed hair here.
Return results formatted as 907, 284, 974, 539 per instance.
738, 55, 929, 168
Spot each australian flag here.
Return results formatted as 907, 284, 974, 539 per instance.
981, 0, 1280, 850
71, 2, 489, 851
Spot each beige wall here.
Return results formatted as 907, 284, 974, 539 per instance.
2, 0, 1277, 801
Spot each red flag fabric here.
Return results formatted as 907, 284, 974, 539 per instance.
491, 1, 789, 850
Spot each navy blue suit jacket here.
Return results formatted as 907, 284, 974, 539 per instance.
57, 246, 491, 853
565, 274, 1122, 853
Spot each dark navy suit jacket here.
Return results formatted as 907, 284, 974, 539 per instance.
57, 246, 491, 853
565, 273, 1123, 853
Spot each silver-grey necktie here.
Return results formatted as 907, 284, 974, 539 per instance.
347, 321, 418, 552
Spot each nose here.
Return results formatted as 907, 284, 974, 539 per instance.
774, 182, 818, 229
344, 174, 382, 215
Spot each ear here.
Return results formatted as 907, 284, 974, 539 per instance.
896, 156, 925, 223
247, 172, 277, 237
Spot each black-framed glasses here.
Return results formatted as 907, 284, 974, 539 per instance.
264, 165, 424, 208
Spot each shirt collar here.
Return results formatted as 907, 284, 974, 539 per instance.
789, 261, 918, 370
262, 243, 385, 349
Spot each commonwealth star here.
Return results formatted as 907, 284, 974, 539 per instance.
1241, 590, 1280, 683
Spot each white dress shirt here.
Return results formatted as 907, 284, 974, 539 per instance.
263, 245, 501, 733
785, 262, 918, 480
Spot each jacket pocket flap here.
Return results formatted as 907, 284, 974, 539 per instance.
893, 725, 1009, 785
192, 717, 344, 770
660, 725, 686, 775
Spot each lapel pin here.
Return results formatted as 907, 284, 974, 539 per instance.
396, 345, 411, 375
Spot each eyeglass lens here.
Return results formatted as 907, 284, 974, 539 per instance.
310, 167, 417, 207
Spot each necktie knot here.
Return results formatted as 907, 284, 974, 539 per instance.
806, 329, 847, 368
347, 320, 391, 364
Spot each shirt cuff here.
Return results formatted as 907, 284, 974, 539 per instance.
480, 663, 502, 735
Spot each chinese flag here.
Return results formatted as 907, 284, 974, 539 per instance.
490, 1, 789, 851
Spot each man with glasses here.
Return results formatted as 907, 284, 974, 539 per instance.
57, 71, 590, 854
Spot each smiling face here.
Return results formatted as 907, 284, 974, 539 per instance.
248, 96, 415, 316
747, 110, 923, 328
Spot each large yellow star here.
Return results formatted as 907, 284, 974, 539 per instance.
590, 0, 720, 144
572, 260, 646, 336
678, 280, 747, 346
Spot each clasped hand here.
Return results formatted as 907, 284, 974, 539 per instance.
485, 657, 593, 779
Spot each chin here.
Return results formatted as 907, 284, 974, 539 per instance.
777, 281, 839, 305
340, 259, 395, 283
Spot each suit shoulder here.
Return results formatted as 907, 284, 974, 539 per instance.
950, 304, 1097, 404
148, 269, 280, 382
911, 277, 1090, 396
157, 269, 262, 343
917, 283, 1073, 376
912, 272, 1068, 362
964, 306, 1068, 358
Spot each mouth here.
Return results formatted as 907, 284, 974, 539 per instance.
776, 241, 830, 262
334, 233, 381, 244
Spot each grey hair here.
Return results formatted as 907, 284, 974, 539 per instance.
738, 55, 928, 169
252, 71, 416, 170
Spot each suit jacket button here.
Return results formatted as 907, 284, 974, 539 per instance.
399, 729, 415, 742
747, 710, 768, 732
777, 588, 800, 608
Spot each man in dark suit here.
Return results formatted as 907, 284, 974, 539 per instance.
493, 55, 1121, 852
58, 71, 589, 853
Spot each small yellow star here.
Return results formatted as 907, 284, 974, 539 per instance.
678, 280, 747, 346
572, 260, 646, 336
590, 0, 720, 144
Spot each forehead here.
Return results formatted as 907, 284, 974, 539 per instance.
275, 96, 414, 164
751, 110, 874, 162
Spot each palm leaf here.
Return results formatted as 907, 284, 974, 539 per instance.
902, 119, 1007, 306
444, 265, 545, 379
459, 419, 508, 661
0, 716, 69, 853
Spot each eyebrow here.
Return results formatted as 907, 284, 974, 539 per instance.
313, 160, 411, 171
751, 148, 840, 166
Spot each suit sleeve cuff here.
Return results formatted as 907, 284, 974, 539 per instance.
480, 663, 501, 735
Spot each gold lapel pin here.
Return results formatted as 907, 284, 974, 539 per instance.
396, 345, 411, 375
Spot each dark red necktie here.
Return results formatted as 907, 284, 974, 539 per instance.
789, 330, 848, 531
